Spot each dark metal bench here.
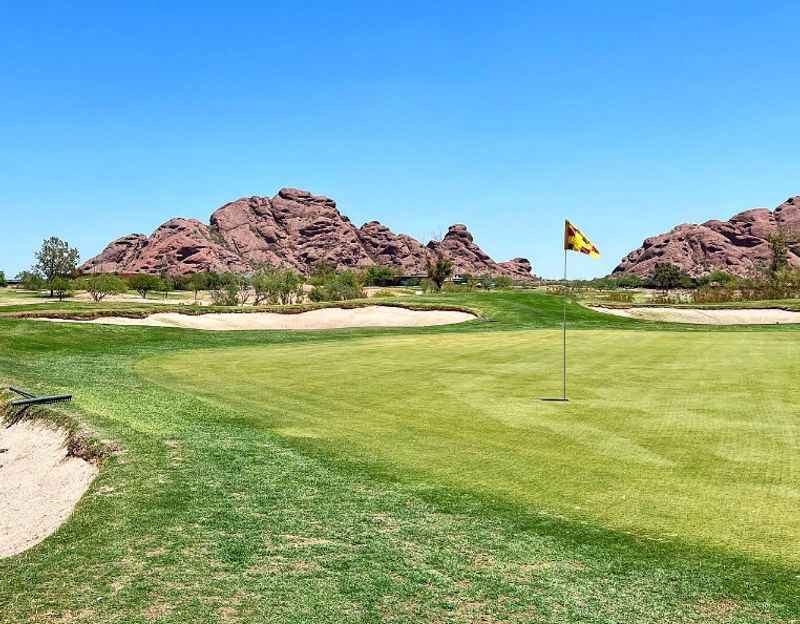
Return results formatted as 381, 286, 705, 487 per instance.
3, 387, 72, 428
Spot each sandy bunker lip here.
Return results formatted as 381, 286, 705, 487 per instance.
0, 422, 98, 558
591, 305, 800, 325
39, 305, 478, 331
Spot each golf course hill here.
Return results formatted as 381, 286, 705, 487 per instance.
614, 195, 800, 278
81, 187, 534, 280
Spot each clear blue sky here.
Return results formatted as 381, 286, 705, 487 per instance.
1, 1, 798, 279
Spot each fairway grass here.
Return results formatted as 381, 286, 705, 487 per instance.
1, 291, 799, 623
142, 330, 800, 566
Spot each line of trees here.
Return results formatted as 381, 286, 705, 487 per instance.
8, 235, 519, 304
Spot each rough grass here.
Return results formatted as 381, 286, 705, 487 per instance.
0, 291, 797, 623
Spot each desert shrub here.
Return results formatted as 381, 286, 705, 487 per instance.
308, 271, 364, 302
17, 270, 46, 291
81, 274, 128, 302
361, 265, 399, 287
210, 273, 250, 306
252, 267, 305, 305
128, 274, 164, 299
425, 258, 453, 291
604, 291, 635, 303
648, 263, 687, 290
494, 276, 514, 289
371, 288, 396, 298
49, 276, 75, 301
308, 259, 337, 286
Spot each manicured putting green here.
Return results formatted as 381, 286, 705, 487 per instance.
142, 329, 799, 565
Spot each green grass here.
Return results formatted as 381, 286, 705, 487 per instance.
0, 291, 798, 623
140, 330, 800, 566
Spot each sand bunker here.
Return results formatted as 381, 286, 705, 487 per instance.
43, 305, 477, 331
0, 422, 98, 558
592, 305, 800, 325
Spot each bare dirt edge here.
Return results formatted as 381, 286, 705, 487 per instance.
32, 305, 478, 331
0, 405, 112, 558
590, 305, 800, 325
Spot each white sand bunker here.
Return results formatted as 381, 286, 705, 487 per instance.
592, 305, 800, 325
0, 422, 98, 558
45, 305, 477, 331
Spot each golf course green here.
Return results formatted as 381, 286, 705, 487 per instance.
1, 291, 798, 623
141, 330, 800, 566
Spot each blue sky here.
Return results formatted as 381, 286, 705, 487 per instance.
1, 1, 798, 278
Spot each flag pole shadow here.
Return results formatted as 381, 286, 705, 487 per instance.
539, 397, 569, 402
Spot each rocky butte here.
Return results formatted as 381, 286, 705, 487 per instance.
614, 196, 800, 278
82, 188, 534, 280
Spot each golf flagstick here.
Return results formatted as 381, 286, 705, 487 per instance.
542, 220, 600, 403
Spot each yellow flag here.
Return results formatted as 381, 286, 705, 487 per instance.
564, 220, 600, 258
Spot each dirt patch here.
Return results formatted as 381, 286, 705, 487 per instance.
0, 421, 98, 558
591, 305, 800, 325
38, 305, 477, 331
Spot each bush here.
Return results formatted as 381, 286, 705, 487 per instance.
425, 258, 453, 291
361, 265, 399, 287
210, 273, 251, 306
371, 288, 396, 298
308, 271, 364, 302
17, 270, 46, 291
252, 267, 305, 305
494, 276, 514, 289
81, 274, 128, 302
127, 274, 164, 299
49, 276, 75, 301
0, 271, 6, 287
648, 263, 687, 290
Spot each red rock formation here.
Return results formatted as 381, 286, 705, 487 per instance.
82, 188, 534, 280
614, 196, 800, 278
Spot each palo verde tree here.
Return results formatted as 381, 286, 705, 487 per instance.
81, 274, 128, 302
425, 257, 453, 292
34, 237, 80, 296
127, 273, 164, 299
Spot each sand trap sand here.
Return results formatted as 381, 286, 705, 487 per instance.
42, 305, 477, 331
0, 422, 98, 558
592, 305, 800, 325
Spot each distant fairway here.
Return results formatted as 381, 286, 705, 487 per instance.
143, 329, 800, 565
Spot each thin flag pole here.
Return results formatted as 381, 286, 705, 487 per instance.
562, 247, 567, 401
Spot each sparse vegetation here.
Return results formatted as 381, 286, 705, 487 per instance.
308, 270, 364, 302
210, 272, 251, 306
252, 267, 305, 305
48, 276, 74, 301
81, 274, 128, 302
127, 273, 164, 299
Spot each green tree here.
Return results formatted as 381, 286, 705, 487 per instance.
768, 228, 797, 277
49, 276, 75, 301
308, 271, 364, 302
308, 259, 337, 285
187, 273, 209, 301
210, 273, 251, 306
649, 263, 684, 290
494, 275, 514, 289
34, 237, 80, 296
0, 271, 6, 287
361, 265, 398, 287
425, 258, 453, 291
252, 267, 305, 305
81, 274, 128, 302
127, 274, 163, 299
16, 270, 46, 291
